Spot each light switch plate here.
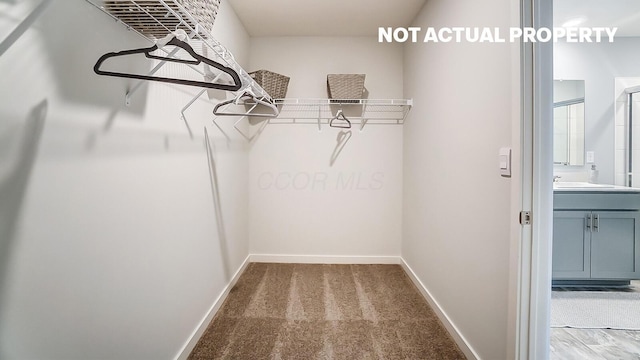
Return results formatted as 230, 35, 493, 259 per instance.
586, 151, 595, 163
499, 147, 511, 177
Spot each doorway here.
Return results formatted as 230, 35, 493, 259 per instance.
548, 1, 640, 359
621, 85, 640, 187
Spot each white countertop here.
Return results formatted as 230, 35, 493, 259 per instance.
553, 182, 640, 193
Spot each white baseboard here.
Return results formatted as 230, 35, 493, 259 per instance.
249, 254, 402, 264
174, 255, 251, 360
400, 259, 480, 360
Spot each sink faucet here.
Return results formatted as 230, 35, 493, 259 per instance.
553, 176, 562, 182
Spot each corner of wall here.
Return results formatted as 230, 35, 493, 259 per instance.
174, 255, 251, 360
400, 258, 480, 360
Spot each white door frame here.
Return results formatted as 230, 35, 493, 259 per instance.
518, 0, 554, 359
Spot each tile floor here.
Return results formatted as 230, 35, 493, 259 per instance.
550, 281, 640, 360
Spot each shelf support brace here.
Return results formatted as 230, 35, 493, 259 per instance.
125, 27, 203, 106
179, 88, 206, 139
124, 46, 181, 106
360, 100, 371, 131
360, 118, 368, 132
180, 71, 227, 139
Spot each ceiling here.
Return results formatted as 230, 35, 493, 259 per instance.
228, 0, 640, 38
227, 0, 427, 37
554, 0, 640, 36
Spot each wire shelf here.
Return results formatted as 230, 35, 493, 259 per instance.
87, 0, 271, 102
101, 0, 220, 38
271, 98, 413, 124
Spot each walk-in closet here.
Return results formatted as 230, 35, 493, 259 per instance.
0, 1, 519, 359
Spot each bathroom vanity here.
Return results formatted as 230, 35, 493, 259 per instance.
553, 182, 640, 286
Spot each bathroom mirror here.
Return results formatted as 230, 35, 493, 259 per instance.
553, 80, 585, 166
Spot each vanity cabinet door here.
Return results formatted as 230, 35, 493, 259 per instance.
590, 211, 640, 279
552, 211, 591, 279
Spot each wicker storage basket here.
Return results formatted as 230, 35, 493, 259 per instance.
249, 70, 290, 99
327, 74, 366, 100
103, 0, 221, 38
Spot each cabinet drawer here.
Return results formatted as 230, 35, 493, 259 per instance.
554, 192, 640, 210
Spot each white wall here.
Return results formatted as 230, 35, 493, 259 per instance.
554, 38, 640, 183
248, 37, 404, 258
402, 1, 518, 359
0, 1, 250, 359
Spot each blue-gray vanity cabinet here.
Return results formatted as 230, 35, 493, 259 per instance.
552, 191, 640, 283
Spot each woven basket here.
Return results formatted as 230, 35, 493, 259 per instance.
249, 70, 290, 99
103, 0, 221, 38
327, 74, 366, 100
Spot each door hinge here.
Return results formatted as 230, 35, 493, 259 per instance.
519, 211, 532, 225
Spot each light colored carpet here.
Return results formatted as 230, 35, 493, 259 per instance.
551, 291, 640, 330
188, 263, 465, 359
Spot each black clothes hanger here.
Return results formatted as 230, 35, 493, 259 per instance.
94, 36, 242, 91
329, 109, 351, 128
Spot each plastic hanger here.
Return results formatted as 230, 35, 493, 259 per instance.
93, 32, 242, 91
329, 109, 351, 128
213, 92, 279, 117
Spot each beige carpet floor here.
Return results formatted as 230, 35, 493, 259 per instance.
188, 263, 466, 359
